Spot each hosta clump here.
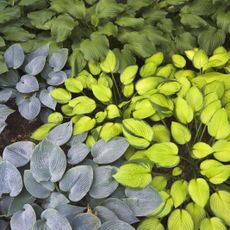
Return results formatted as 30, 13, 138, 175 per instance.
31, 46, 230, 229
0, 138, 162, 229
0, 43, 71, 122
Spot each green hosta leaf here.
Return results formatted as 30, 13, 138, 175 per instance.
140, 62, 157, 78
180, 14, 207, 29
116, 17, 144, 28
137, 217, 164, 230
192, 49, 208, 69
49, 15, 76, 42
175, 97, 193, 124
69, 96, 96, 114
185, 86, 203, 112
106, 104, 120, 119
51, 88, 72, 104
207, 108, 230, 139
152, 124, 170, 143
185, 202, 206, 230
172, 54, 186, 68
122, 119, 154, 149
171, 121, 191, 145
151, 176, 167, 191
210, 190, 230, 226
168, 209, 194, 230
133, 99, 156, 119
145, 52, 164, 65
113, 162, 152, 188
157, 81, 181, 96
100, 123, 122, 141
170, 180, 188, 208
204, 81, 225, 98
213, 140, 230, 162
145, 142, 179, 168
92, 84, 112, 103
192, 142, 213, 159
73, 116, 96, 135
200, 159, 230, 184
0, 5, 20, 24
100, 50, 116, 73
31, 123, 57, 141
48, 112, 63, 124
200, 217, 227, 230
88, 62, 101, 75
188, 178, 209, 207
120, 65, 138, 85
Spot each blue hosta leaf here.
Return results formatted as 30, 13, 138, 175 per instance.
99, 220, 135, 230
24, 170, 54, 199
10, 204, 36, 230
49, 49, 68, 72
0, 104, 14, 122
94, 206, 119, 223
91, 137, 129, 164
101, 198, 138, 224
39, 87, 57, 110
56, 204, 86, 222
0, 161, 23, 197
40, 208, 72, 230
43, 192, 69, 209
18, 95, 41, 120
72, 213, 101, 230
59, 165, 93, 202
16, 75, 39, 93
124, 186, 162, 216
0, 70, 19, 87
46, 122, 72, 146
67, 143, 90, 165
25, 56, 46, 75
4, 44, 24, 69
26, 44, 49, 64
31, 139, 67, 182
89, 166, 118, 199
47, 71, 67, 86
0, 89, 12, 103
3, 141, 35, 167
68, 132, 88, 146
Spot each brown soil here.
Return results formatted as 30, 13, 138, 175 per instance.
0, 101, 42, 154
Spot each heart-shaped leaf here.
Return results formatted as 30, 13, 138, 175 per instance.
30, 139, 67, 182
91, 137, 129, 164
0, 104, 14, 122
59, 165, 93, 202
4, 44, 24, 69
47, 71, 67, 86
49, 49, 68, 72
0, 161, 23, 197
16, 75, 39, 93
39, 88, 57, 110
94, 206, 119, 223
46, 122, 72, 146
89, 166, 118, 199
3, 141, 35, 167
10, 204, 36, 230
43, 192, 69, 209
67, 143, 90, 164
25, 56, 46, 75
99, 220, 135, 230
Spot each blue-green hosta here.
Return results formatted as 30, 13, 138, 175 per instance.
29, 46, 230, 229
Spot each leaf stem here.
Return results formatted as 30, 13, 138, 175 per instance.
111, 72, 121, 103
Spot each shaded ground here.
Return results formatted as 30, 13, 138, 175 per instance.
0, 101, 41, 154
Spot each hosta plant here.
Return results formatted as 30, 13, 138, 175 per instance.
30, 45, 230, 229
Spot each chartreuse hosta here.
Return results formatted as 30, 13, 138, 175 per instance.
30, 46, 230, 229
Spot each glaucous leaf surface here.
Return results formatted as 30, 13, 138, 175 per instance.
0, 104, 14, 122
94, 206, 119, 223
0, 161, 23, 197
47, 71, 67, 86
39, 87, 57, 110
0, 89, 12, 103
16, 75, 39, 93
30, 139, 67, 182
18, 95, 41, 120
99, 220, 135, 230
67, 143, 90, 164
59, 165, 93, 202
89, 166, 118, 199
124, 186, 162, 216
72, 213, 101, 230
49, 49, 68, 72
24, 170, 55, 199
3, 141, 35, 167
91, 137, 129, 164
25, 56, 46, 75
42, 192, 69, 209
46, 122, 72, 146
10, 204, 36, 230
4, 44, 24, 69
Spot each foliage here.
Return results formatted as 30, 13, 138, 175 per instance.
27, 45, 230, 229
0, 0, 230, 76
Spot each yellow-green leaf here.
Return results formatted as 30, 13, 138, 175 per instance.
73, 116, 96, 135
152, 124, 170, 143
188, 178, 210, 207
137, 217, 164, 230
171, 121, 191, 145
185, 86, 203, 112
151, 176, 167, 191
31, 123, 57, 141
192, 142, 213, 159
64, 78, 83, 93
47, 112, 63, 124
140, 62, 157, 78
192, 49, 208, 69
100, 50, 116, 73
145, 52, 164, 65
200, 217, 227, 230
92, 84, 112, 103
213, 140, 230, 162
175, 97, 193, 124
51, 88, 72, 104
172, 54, 186, 68
120, 65, 138, 85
